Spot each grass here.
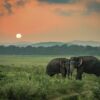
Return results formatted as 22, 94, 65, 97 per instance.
0, 55, 100, 100
0, 55, 70, 66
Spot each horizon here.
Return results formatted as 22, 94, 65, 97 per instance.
0, 40, 100, 48
0, 40, 100, 44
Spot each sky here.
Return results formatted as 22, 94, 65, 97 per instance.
0, 0, 100, 43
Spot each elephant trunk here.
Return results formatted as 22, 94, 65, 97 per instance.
69, 61, 75, 78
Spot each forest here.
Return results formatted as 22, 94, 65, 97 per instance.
0, 45, 100, 55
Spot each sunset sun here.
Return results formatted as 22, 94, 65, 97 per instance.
16, 33, 22, 39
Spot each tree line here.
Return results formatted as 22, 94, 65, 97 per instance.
0, 45, 100, 55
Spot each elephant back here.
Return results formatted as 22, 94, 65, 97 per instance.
46, 58, 67, 76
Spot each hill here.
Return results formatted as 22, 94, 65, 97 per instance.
1, 41, 100, 47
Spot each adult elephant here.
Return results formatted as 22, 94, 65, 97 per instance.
46, 58, 71, 78
70, 56, 99, 80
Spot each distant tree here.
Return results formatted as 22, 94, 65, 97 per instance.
0, 45, 100, 55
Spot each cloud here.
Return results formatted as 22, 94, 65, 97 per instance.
0, 0, 100, 17
3, 0, 13, 14
52, 0, 100, 16
87, 1, 100, 13
0, 0, 32, 16
16, 0, 30, 6
0, 12, 4, 16
38, 0, 77, 4
54, 8, 72, 16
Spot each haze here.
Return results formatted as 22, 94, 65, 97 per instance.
0, 0, 100, 44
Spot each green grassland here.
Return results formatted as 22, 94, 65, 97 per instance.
0, 55, 100, 100
0, 55, 71, 66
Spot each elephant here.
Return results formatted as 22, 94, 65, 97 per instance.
46, 58, 71, 78
70, 56, 99, 80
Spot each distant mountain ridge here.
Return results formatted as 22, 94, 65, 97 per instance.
1, 42, 65, 47
0, 41, 100, 47
67, 40, 100, 47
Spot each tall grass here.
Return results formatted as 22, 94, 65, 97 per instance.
0, 64, 100, 100
0, 55, 100, 100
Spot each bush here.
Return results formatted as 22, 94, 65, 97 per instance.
92, 84, 100, 100
0, 64, 100, 100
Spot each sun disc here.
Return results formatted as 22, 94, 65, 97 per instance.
16, 33, 22, 39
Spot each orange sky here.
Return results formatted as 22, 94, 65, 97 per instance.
0, 0, 100, 43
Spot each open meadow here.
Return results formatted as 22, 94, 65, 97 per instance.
0, 55, 100, 100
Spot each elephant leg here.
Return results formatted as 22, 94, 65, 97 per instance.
66, 66, 70, 79
76, 73, 82, 80
67, 73, 70, 79
62, 72, 66, 77
70, 72, 72, 80
76, 68, 83, 80
67, 70, 71, 79
60, 68, 66, 77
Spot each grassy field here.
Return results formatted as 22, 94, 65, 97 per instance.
0, 55, 100, 100
0, 55, 71, 66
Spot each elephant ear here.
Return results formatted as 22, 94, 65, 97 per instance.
78, 58, 83, 66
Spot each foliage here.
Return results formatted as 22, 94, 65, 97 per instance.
0, 45, 100, 55
0, 56, 100, 100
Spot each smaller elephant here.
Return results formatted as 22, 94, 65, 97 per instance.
46, 58, 70, 78
70, 56, 99, 80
